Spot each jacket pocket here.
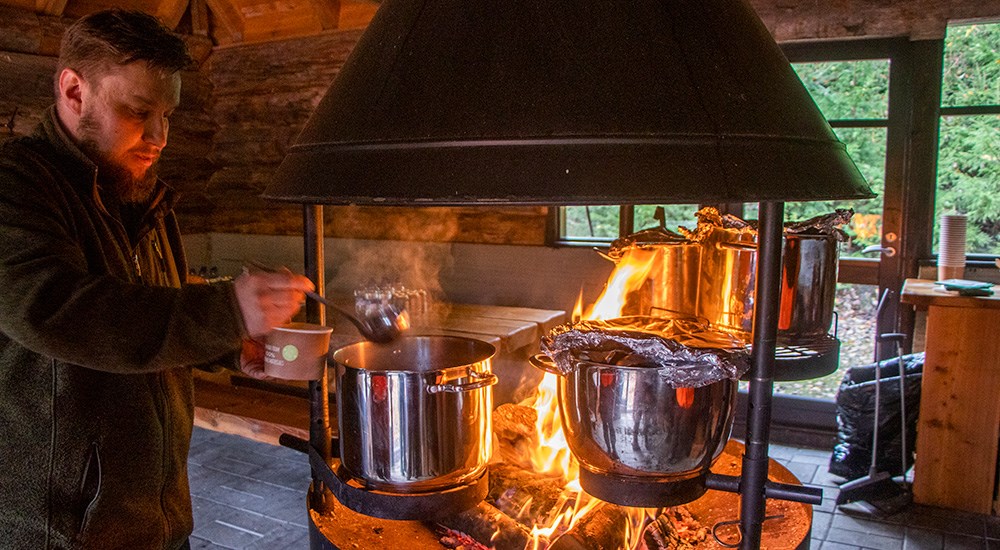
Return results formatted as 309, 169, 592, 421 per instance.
76, 442, 102, 536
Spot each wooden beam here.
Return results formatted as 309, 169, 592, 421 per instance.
308, 0, 338, 30
750, 0, 1000, 41
204, 0, 243, 43
189, 0, 209, 36
34, 0, 67, 16
192, 375, 311, 446
337, 0, 377, 30
154, 0, 190, 30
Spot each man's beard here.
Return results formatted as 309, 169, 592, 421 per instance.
77, 112, 159, 205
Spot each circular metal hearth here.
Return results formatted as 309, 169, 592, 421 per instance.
326, 460, 489, 521
578, 468, 709, 507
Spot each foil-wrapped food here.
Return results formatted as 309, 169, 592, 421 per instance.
782, 208, 854, 241
540, 316, 750, 388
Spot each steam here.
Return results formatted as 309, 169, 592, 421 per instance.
326, 239, 454, 303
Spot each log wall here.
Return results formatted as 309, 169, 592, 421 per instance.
2, 1, 999, 245
193, 29, 549, 244
0, 6, 217, 212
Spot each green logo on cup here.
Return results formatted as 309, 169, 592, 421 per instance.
282, 345, 299, 362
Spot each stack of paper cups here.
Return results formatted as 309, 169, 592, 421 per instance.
938, 214, 967, 281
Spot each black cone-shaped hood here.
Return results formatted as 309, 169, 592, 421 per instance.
265, 0, 873, 205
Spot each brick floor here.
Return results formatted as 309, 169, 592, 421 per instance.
187, 427, 999, 549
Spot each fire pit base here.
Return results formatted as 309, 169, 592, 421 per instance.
579, 468, 707, 507
324, 457, 490, 520
308, 489, 446, 550
309, 441, 812, 549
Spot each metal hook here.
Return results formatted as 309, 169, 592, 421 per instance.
711, 514, 785, 548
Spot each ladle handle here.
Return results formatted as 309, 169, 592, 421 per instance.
304, 291, 367, 333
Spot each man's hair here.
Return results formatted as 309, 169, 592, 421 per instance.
57, 8, 192, 83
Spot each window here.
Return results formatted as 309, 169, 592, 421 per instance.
936, 23, 1000, 256
557, 204, 701, 245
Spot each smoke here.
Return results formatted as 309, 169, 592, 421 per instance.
326, 239, 454, 300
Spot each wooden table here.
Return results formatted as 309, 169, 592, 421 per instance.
901, 278, 1000, 514
193, 302, 567, 445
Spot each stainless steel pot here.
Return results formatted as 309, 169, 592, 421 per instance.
530, 355, 737, 482
634, 239, 702, 319
778, 233, 839, 337
332, 336, 497, 493
698, 227, 757, 340
617, 226, 756, 341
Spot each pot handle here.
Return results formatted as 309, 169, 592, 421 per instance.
426, 369, 498, 394
718, 241, 758, 251
529, 354, 562, 375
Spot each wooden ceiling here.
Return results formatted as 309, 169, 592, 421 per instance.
0, 0, 381, 45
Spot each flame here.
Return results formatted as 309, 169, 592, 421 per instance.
571, 289, 584, 324
522, 246, 665, 548
522, 372, 575, 477
587, 247, 658, 320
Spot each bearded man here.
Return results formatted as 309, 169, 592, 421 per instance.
0, 9, 313, 548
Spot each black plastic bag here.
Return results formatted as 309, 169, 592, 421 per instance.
829, 353, 924, 481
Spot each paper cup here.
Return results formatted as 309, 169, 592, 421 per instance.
938, 264, 965, 282
264, 323, 333, 380
938, 214, 967, 280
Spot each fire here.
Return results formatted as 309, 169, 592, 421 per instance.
521, 246, 663, 548
587, 247, 658, 320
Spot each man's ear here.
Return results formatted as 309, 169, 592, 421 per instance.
57, 68, 86, 116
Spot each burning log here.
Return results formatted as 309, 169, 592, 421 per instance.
435, 501, 530, 550
488, 462, 566, 524
548, 505, 708, 550
492, 403, 539, 470
547, 502, 630, 550
637, 507, 709, 549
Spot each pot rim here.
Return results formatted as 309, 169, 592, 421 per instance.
332, 335, 495, 374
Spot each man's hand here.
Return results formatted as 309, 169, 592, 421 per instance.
239, 338, 272, 379
233, 266, 314, 338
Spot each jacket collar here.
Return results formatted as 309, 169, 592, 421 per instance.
35, 105, 177, 218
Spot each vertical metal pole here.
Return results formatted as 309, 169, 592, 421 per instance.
303, 204, 332, 511
739, 201, 784, 549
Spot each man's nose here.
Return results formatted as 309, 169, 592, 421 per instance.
143, 115, 168, 148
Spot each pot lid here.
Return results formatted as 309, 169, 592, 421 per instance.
265, 0, 873, 206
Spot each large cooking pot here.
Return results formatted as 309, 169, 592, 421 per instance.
530, 355, 737, 482
332, 336, 497, 493
778, 233, 839, 338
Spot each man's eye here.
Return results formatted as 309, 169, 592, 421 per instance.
131, 108, 150, 119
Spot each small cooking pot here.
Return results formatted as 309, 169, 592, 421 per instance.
530, 355, 737, 482
332, 336, 497, 493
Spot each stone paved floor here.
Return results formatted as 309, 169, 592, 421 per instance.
187, 427, 1000, 549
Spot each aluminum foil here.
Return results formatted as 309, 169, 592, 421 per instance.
607, 227, 688, 260
783, 208, 854, 242
540, 316, 750, 388
678, 206, 757, 244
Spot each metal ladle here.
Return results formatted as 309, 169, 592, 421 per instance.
246, 260, 407, 343
305, 290, 408, 344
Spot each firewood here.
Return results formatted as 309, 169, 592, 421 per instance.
488, 463, 566, 524
492, 403, 539, 469
434, 501, 529, 550
547, 502, 630, 550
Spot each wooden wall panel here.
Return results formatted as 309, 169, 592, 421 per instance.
5, 0, 1000, 246
0, 50, 56, 137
